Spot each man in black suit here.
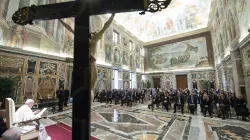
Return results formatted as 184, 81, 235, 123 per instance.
188, 92, 197, 114
64, 88, 70, 107
173, 91, 185, 114
235, 95, 249, 121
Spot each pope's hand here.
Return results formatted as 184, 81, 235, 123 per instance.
34, 110, 40, 114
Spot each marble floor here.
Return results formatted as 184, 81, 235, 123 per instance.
41, 102, 250, 140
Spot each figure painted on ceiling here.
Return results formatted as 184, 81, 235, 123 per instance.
238, 0, 246, 16
229, 10, 237, 40
165, 18, 174, 30
7, 25, 27, 48
63, 35, 74, 57
0, 26, 3, 45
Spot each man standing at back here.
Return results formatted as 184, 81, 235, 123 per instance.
58, 88, 65, 111
64, 88, 70, 107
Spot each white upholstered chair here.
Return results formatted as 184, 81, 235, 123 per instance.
5, 98, 41, 140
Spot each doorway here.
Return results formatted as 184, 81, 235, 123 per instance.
153, 78, 161, 88
176, 75, 188, 89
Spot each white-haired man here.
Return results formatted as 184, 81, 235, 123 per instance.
15, 99, 51, 140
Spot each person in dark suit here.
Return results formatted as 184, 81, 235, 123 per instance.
64, 88, 70, 107
0, 103, 7, 138
218, 93, 230, 120
162, 93, 170, 112
173, 92, 185, 114
203, 94, 212, 117
235, 95, 249, 121
121, 90, 126, 106
58, 88, 65, 111
188, 92, 197, 114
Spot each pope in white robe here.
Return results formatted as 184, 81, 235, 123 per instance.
15, 99, 51, 140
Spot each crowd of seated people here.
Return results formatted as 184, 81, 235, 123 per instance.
94, 87, 250, 121
94, 88, 147, 107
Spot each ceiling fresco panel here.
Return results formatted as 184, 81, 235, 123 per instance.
107, 0, 211, 42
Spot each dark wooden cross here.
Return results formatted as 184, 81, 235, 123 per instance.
12, 0, 172, 139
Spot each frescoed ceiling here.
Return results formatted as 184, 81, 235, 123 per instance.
106, 0, 211, 43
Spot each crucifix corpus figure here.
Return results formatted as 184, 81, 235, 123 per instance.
59, 14, 116, 103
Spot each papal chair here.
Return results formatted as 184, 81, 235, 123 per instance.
3, 98, 45, 140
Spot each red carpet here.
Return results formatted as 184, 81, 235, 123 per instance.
46, 123, 98, 140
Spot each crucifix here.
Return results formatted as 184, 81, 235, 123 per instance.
12, 0, 172, 139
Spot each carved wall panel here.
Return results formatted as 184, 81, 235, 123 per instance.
27, 59, 36, 74
123, 71, 130, 89
96, 66, 112, 91
39, 61, 57, 75
0, 55, 24, 74
160, 74, 173, 89
24, 76, 35, 100
59, 63, 66, 77
37, 77, 56, 99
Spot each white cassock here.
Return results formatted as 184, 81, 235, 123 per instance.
15, 105, 51, 140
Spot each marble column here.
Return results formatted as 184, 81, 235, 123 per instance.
231, 50, 245, 96
0, 0, 9, 18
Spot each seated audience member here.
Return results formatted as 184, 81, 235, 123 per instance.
0, 103, 7, 138
162, 93, 170, 112
199, 90, 204, 113
218, 94, 230, 120
173, 91, 185, 114
188, 92, 197, 114
15, 99, 51, 140
148, 94, 156, 111
235, 95, 249, 121
209, 91, 218, 114
203, 94, 212, 118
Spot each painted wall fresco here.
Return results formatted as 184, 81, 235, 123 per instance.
110, 0, 211, 42
96, 67, 112, 91
235, 0, 250, 41
146, 37, 209, 71
0, 0, 74, 58
98, 15, 144, 72
210, 0, 241, 64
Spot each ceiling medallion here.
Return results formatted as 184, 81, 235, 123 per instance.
140, 0, 172, 15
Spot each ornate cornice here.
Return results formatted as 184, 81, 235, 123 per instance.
0, 45, 66, 61
238, 33, 250, 50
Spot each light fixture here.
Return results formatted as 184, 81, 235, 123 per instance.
140, 0, 173, 15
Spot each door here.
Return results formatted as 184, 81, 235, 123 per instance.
176, 75, 187, 89
153, 78, 161, 88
